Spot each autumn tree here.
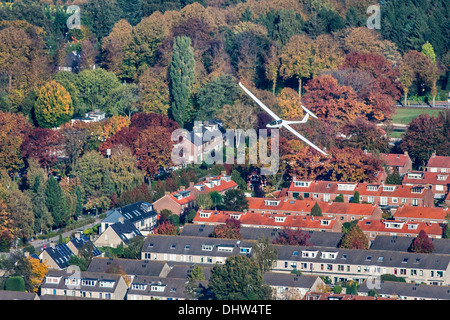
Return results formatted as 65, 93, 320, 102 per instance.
409, 229, 435, 254
272, 228, 311, 246
169, 36, 195, 128
279, 34, 313, 98
101, 19, 133, 77
211, 218, 242, 240
27, 256, 48, 293
0, 111, 31, 172
154, 221, 179, 235
122, 11, 170, 80
278, 87, 304, 120
137, 66, 170, 116
219, 100, 257, 149
339, 224, 369, 249
21, 127, 63, 173
338, 117, 390, 152
400, 113, 447, 168
302, 75, 371, 124
34, 81, 73, 128
0, 199, 15, 251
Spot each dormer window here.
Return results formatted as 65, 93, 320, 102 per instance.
437, 175, 447, 181
367, 185, 379, 191
199, 211, 211, 218
407, 224, 418, 230
337, 184, 356, 191
411, 187, 423, 194
294, 181, 310, 187
274, 216, 286, 223
301, 250, 318, 258
407, 173, 423, 179
131, 283, 147, 291
264, 200, 280, 206
383, 185, 395, 192
221, 176, 231, 182
230, 214, 241, 220
320, 220, 331, 226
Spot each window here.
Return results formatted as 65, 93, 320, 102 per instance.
81, 279, 96, 287
383, 186, 395, 192
392, 198, 398, 203
202, 244, 213, 251
275, 216, 286, 223
240, 247, 251, 254
380, 197, 388, 205
99, 281, 115, 288
412, 199, 419, 206
132, 283, 147, 291
367, 185, 378, 191
217, 246, 233, 252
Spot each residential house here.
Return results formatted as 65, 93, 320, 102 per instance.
263, 273, 325, 300
379, 152, 413, 175
357, 219, 444, 241
177, 120, 224, 165
71, 110, 106, 125
193, 209, 342, 233
152, 174, 237, 215
0, 291, 40, 300
274, 245, 450, 286
127, 276, 208, 300
181, 224, 344, 248
247, 197, 383, 223
426, 153, 450, 173
287, 179, 435, 208
94, 218, 143, 248
87, 257, 171, 284
392, 205, 449, 224
99, 201, 157, 235
370, 235, 450, 255
41, 269, 128, 300
303, 292, 396, 300
358, 280, 450, 300
39, 243, 75, 269
402, 171, 449, 200
141, 235, 255, 265
67, 233, 102, 257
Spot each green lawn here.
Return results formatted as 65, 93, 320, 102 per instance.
391, 107, 442, 125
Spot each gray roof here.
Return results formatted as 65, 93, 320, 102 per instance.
370, 236, 450, 255
263, 272, 320, 289
103, 201, 156, 225
142, 235, 255, 258
87, 257, 168, 277
43, 243, 74, 269
181, 225, 343, 248
41, 269, 122, 293
0, 291, 39, 300
110, 220, 142, 244
70, 235, 101, 256
275, 245, 450, 271
166, 263, 212, 281
127, 275, 208, 300
358, 280, 450, 300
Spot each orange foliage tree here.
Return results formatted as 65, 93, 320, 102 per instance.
28, 256, 49, 293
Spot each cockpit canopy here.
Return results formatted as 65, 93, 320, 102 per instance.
269, 120, 282, 126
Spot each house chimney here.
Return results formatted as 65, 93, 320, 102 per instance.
118, 217, 124, 224
75, 232, 81, 239
180, 186, 185, 191
189, 182, 195, 188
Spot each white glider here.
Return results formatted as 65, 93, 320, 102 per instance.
239, 82, 328, 156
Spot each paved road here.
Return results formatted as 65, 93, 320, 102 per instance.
29, 217, 102, 253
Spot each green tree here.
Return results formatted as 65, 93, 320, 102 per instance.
195, 74, 240, 122
311, 202, 322, 216
5, 276, 25, 292
34, 81, 73, 128
75, 186, 83, 217
44, 176, 67, 228
169, 36, 195, 128
385, 169, 402, 185
73, 68, 121, 113
83, 0, 122, 40
222, 189, 249, 212
208, 255, 272, 300
251, 236, 278, 274
334, 194, 344, 202
351, 191, 360, 204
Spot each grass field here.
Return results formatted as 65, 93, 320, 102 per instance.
391, 107, 442, 124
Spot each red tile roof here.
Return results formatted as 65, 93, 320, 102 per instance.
380, 153, 410, 167
393, 205, 449, 221
402, 171, 449, 185
193, 209, 338, 230
288, 180, 431, 199
427, 155, 450, 169
247, 197, 378, 217
358, 219, 443, 237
